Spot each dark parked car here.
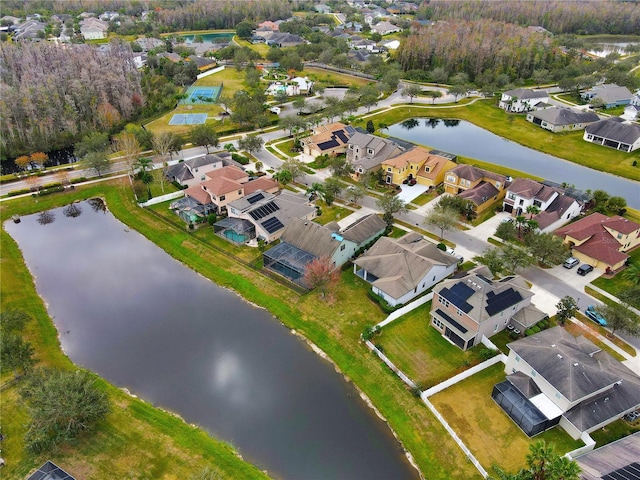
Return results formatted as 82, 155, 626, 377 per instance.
577, 264, 594, 276
585, 306, 607, 326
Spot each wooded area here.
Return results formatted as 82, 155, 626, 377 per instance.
419, 0, 640, 35
0, 41, 141, 158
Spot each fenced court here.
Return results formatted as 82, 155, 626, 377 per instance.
179, 85, 223, 105
168, 113, 208, 125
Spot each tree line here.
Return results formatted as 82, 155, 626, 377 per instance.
0, 40, 141, 160
418, 0, 640, 35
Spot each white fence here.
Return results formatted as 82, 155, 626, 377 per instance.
365, 340, 417, 390
565, 432, 596, 460
139, 191, 184, 207
375, 292, 433, 329
197, 65, 225, 80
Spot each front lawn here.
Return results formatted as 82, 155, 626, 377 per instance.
375, 303, 490, 388
589, 418, 640, 447
303, 67, 374, 88
430, 363, 583, 475
592, 245, 640, 302
410, 189, 438, 206
314, 201, 352, 225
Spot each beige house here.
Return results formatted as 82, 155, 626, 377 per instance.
347, 132, 403, 180
301, 122, 356, 158
444, 164, 507, 213
555, 213, 640, 272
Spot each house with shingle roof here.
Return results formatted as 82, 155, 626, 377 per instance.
215, 190, 316, 244
499, 88, 550, 113
503, 178, 583, 232
13, 19, 46, 41
79, 17, 108, 40
354, 232, 459, 307
583, 117, 640, 152
165, 154, 225, 188
266, 32, 306, 47
263, 215, 386, 286
301, 122, 356, 158
347, 132, 403, 181
444, 165, 507, 213
526, 106, 600, 133
371, 21, 401, 35
497, 327, 640, 439
581, 84, 633, 108
430, 265, 546, 350
555, 212, 640, 272
381, 146, 457, 188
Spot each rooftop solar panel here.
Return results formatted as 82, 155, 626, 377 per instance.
603, 462, 640, 480
485, 288, 523, 317
477, 274, 493, 285
247, 192, 265, 204
440, 283, 475, 314
261, 217, 285, 234
435, 309, 468, 333
318, 139, 340, 150
249, 201, 280, 220
334, 130, 349, 143
345, 126, 356, 134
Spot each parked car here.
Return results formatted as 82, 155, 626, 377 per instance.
585, 305, 607, 326
563, 257, 580, 269
577, 264, 594, 276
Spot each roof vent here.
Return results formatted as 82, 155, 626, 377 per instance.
557, 354, 563, 359
573, 363, 579, 367
551, 344, 556, 348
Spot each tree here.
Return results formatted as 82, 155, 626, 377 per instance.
235, 21, 254, 40
274, 89, 289, 105
0, 309, 35, 378
292, 97, 307, 114
474, 248, 504, 276
402, 84, 422, 104
366, 120, 375, 134
273, 169, 293, 186
112, 133, 141, 174
152, 131, 179, 161
501, 244, 534, 274
605, 196, 627, 215
555, 296, 578, 326
448, 84, 467, 102
15, 155, 32, 170
430, 67, 448, 85
303, 256, 340, 298
254, 161, 264, 172
189, 123, 219, 154
359, 84, 380, 112
19, 368, 110, 453
376, 195, 407, 228
328, 156, 352, 178
282, 158, 304, 182
425, 90, 443, 103
489, 440, 581, 480
237, 135, 264, 156
622, 262, 640, 286
346, 183, 366, 205
525, 232, 569, 267
84, 150, 111, 177
75, 132, 110, 158
425, 206, 459, 239
595, 303, 640, 337
307, 182, 326, 202
495, 220, 517, 242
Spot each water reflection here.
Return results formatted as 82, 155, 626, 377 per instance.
37, 211, 55, 225
401, 118, 420, 130
63, 203, 82, 218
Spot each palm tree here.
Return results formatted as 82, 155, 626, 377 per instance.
622, 262, 640, 285
514, 215, 527, 237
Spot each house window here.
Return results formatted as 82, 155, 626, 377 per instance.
340, 244, 346, 251
508, 193, 515, 200
425, 167, 430, 173
219, 195, 225, 201
457, 309, 462, 316
515, 355, 520, 362
555, 392, 561, 399
238, 190, 242, 195
494, 324, 499, 332
533, 200, 542, 208
433, 318, 444, 329
410, 165, 413, 169
358, 168, 363, 173
587, 134, 593, 140
446, 176, 455, 183
201, 175, 205, 181
441, 298, 450, 308
349, 144, 354, 149
387, 168, 392, 172
531, 369, 537, 377
617, 233, 623, 239
367, 148, 374, 155
519, 199, 524, 205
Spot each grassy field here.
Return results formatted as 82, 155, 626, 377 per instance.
233, 36, 270, 57
362, 100, 640, 182
0, 181, 270, 480
1, 181, 484, 479
430, 363, 583, 474
589, 418, 640, 447
314, 201, 352, 225
376, 303, 489, 388
410, 189, 438, 206
592, 245, 640, 300
303, 67, 374, 88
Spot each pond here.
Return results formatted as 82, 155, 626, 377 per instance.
388, 119, 640, 208
4, 200, 418, 480
180, 32, 234, 44
586, 41, 640, 57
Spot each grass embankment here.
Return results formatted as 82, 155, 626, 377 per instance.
0, 181, 483, 480
0, 182, 269, 480
592, 245, 640, 301
363, 100, 640, 182
430, 363, 583, 474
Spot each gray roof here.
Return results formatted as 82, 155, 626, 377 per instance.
348, 132, 403, 170
585, 117, 640, 144
507, 327, 640, 409
339, 214, 386, 244
529, 106, 599, 126
165, 154, 224, 183
583, 84, 633, 104
503, 88, 549, 100
507, 371, 541, 397
355, 232, 459, 299
280, 218, 343, 258
576, 432, 640, 480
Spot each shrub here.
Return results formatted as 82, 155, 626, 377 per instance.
37, 186, 65, 196
7, 188, 31, 197
207, 213, 217, 225
437, 243, 447, 251
478, 347, 498, 361
232, 153, 250, 165
367, 290, 399, 314
70, 177, 87, 184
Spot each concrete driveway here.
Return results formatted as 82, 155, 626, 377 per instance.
396, 183, 429, 204
545, 263, 602, 292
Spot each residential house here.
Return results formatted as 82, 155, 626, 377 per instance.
135, 37, 164, 52
80, 17, 108, 40
257, 20, 280, 31
351, 38, 379, 52
165, 154, 225, 188
1, 15, 21, 25
157, 51, 183, 63
215, 190, 316, 244
265, 32, 306, 48
348, 49, 371, 65
555, 212, 640, 272
371, 21, 401, 35
503, 178, 583, 232
354, 232, 460, 307
315, 3, 332, 13
51, 14, 72, 23
347, 132, 403, 180
381, 146, 457, 188
430, 266, 547, 350
497, 327, 640, 439
339, 21, 363, 33
583, 117, 640, 152
499, 88, 550, 113
99, 11, 120, 21
301, 122, 356, 158
581, 84, 633, 108
526, 107, 600, 133
444, 165, 507, 213
622, 103, 640, 121
263, 215, 386, 286
13, 20, 46, 41
575, 432, 640, 479
27, 461, 76, 480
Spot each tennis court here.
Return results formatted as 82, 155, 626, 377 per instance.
179, 85, 223, 104
168, 113, 208, 125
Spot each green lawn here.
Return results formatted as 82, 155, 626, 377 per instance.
363, 100, 640, 182
410, 189, 438, 206
314, 201, 352, 225
592, 246, 640, 300
376, 302, 490, 388
0, 180, 484, 479
589, 418, 640, 447
303, 67, 374, 88
430, 363, 583, 474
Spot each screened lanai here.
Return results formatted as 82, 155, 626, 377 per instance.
263, 242, 316, 287
214, 217, 256, 244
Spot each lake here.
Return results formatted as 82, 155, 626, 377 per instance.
4, 200, 418, 480
388, 119, 640, 208
181, 32, 234, 44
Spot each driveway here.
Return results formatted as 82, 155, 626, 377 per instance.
545, 263, 601, 291
396, 183, 429, 204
